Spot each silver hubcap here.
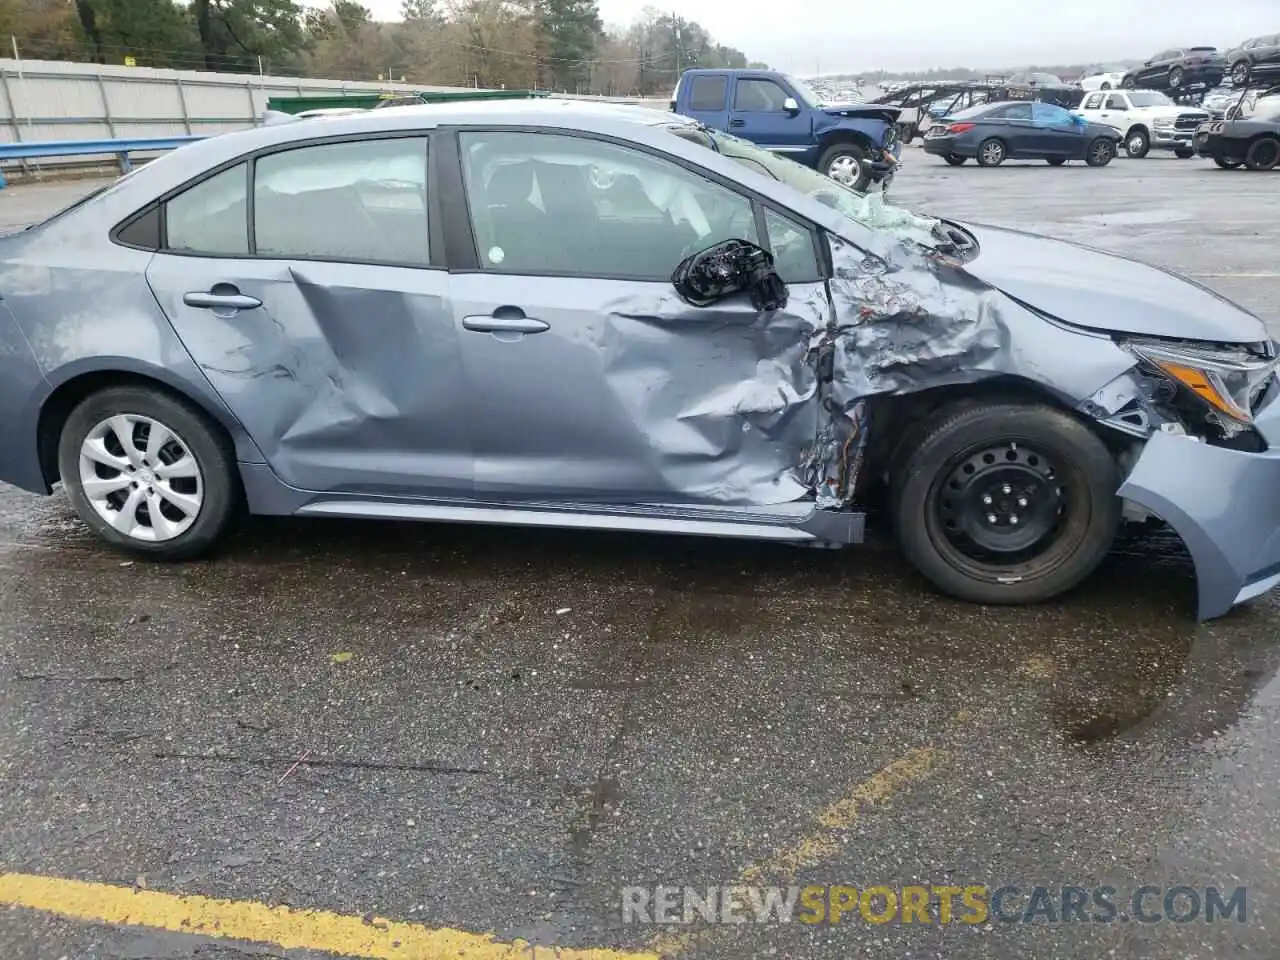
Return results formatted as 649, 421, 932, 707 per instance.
982, 144, 1002, 163
77, 414, 203, 541
826, 155, 860, 185
1128, 134, 1144, 152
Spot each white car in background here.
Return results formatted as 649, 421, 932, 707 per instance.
1079, 65, 1129, 91
1075, 88, 1210, 157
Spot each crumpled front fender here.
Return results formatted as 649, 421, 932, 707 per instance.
1118, 407, 1280, 620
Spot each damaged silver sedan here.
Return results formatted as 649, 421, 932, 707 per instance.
0, 100, 1277, 620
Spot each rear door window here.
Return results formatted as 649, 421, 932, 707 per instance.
166, 163, 249, 255
689, 76, 728, 111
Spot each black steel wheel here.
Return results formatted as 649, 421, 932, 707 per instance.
892, 402, 1121, 606
1245, 136, 1280, 171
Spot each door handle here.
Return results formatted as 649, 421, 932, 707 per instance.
184, 290, 262, 310
728, 118, 745, 128
462, 312, 549, 334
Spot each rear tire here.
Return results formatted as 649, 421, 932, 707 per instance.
976, 137, 1006, 166
1121, 76, 1136, 89
891, 402, 1121, 607
1169, 66, 1184, 89
818, 143, 871, 191
1244, 136, 1280, 171
58, 385, 237, 560
1100, 82, 1112, 91
944, 154, 967, 166
1046, 157, 1067, 166
1231, 60, 1251, 87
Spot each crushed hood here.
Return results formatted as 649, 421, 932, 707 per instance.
821, 103, 901, 123
958, 222, 1268, 344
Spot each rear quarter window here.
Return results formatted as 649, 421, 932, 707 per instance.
689, 76, 728, 111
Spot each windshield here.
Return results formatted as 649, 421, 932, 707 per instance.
703, 128, 940, 245
1129, 92, 1173, 107
784, 75, 823, 107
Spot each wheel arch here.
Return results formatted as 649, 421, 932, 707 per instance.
1124, 122, 1150, 139
816, 128, 877, 157
36, 360, 260, 490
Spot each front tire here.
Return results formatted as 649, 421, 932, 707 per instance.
1121, 76, 1136, 89
1174, 147, 1195, 159
976, 137, 1006, 166
1086, 137, 1117, 166
58, 385, 238, 560
1245, 136, 1280, 171
891, 402, 1121, 607
1214, 156, 1243, 169
1124, 127, 1150, 158
818, 143, 870, 191
1100, 82, 1112, 91
1169, 66, 1184, 90
1231, 61, 1251, 87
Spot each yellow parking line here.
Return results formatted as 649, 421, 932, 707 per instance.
0, 872, 656, 960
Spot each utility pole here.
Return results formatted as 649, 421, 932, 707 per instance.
672, 11, 682, 81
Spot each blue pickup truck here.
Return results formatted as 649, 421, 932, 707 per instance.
669, 69, 902, 191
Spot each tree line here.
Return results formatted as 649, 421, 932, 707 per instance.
0, 0, 767, 95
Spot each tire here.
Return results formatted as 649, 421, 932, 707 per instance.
1244, 136, 1280, 171
976, 137, 1006, 166
1121, 76, 1136, 89
1214, 156, 1243, 169
1100, 82, 1112, 91
944, 154, 967, 166
1086, 137, 1116, 166
1231, 61, 1251, 87
58, 385, 237, 560
1124, 127, 1150, 158
891, 402, 1121, 607
1169, 67, 1184, 90
1046, 157, 1066, 166
818, 143, 870, 191
1174, 147, 1194, 159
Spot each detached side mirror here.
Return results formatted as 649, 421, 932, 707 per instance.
783, 97, 800, 114
671, 239, 788, 312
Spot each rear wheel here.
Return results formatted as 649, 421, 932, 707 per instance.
1214, 156, 1243, 169
818, 143, 871, 191
57, 386, 237, 560
1086, 137, 1117, 166
1174, 147, 1195, 158
1121, 76, 1136, 89
976, 137, 1006, 166
1231, 60, 1251, 87
944, 154, 967, 166
1124, 127, 1150, 158
1245, 136, 1280, 171
891, 402, 1121, 606
1169, 66, 1184, 89
1046, 157, 1067, 166
1100, 82, 1112, 90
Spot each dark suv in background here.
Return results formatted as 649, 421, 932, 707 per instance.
1225, 33, 1280, 88
1122, 47, 1226, 92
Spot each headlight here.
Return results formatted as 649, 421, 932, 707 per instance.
1127, 340, 1280, 423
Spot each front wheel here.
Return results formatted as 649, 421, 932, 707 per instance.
58, 385, 238, 560
944, 153, 967, 166
1100, 82, 1112, 91
1086, 137, 1117, 166
818, 143, 870, 191
1231, 61, 1251, 87
1169, 66, 1184, 89
1121, 76, 1136, 89
1214, 156, 1243, 169
1174, 147, 1195, 159
891, 402, 1121, 607
1245, 136, 1280, 171
976, 137, 1006, 166
1124, 128, 1150, 158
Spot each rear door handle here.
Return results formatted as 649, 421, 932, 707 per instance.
728, 118, 745, 128
184, 290, 262, 310
462, 313, 549, 334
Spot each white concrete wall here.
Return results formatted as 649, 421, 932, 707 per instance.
0, 58, 667, 175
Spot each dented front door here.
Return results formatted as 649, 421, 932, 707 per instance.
147, 255, 471, 497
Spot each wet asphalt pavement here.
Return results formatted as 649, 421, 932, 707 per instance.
2, 153, 1280, 959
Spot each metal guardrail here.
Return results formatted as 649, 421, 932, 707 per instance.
0, 134, 204, 188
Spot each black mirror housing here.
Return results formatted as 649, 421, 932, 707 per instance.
671, 239, 789, 311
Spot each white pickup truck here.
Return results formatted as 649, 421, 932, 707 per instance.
1074, 89, 1211, 158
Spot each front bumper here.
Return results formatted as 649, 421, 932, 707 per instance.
1118, 394, 1280, 620
1151, 127, 1198, 149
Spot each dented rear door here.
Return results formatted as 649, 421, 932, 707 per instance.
145, 134, 472, 498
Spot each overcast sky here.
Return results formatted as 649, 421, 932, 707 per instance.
362, 0, 1277, 74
